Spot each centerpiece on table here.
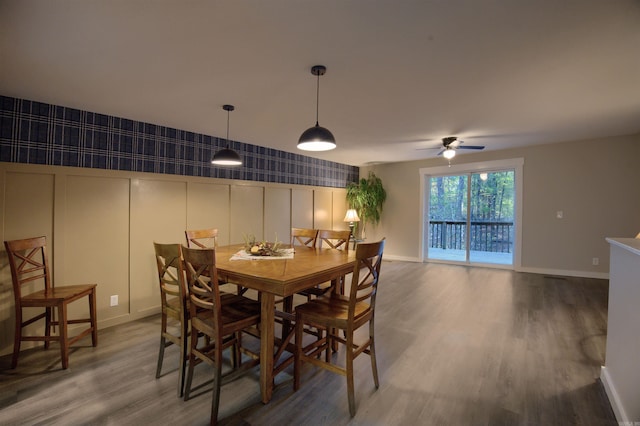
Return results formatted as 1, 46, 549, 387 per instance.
243, 234, 285, 256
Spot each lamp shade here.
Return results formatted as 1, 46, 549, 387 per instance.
297, 124, 337, 151
343, 209, 360, 222
211, 147, 242, 165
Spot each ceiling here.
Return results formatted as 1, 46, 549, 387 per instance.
1, 1, 639, 167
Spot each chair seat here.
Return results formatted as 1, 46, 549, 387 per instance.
192, 296, 261, 338
295, 295, 371, 327
192, 293, 260, 334
21, 284, 97, 305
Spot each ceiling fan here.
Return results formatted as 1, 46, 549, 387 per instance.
436, 136, 485, 159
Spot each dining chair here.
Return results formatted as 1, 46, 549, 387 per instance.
181, 245, 260, 424
294, 239, 385, 417
282, 227, 320, 321
185, 228, 220, 249
300, 229, 352, 299
4, 236, 98, 370
290, 227, 318, 249
185, 228, 247, 296
153, 242, 189, 397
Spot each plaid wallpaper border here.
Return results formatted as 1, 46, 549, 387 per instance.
0, 96, 358, 188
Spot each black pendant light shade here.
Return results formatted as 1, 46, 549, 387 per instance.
211, 146, 242, 165
212, 104, 242, 166
298, 124, 336, 150
298, 65, 337, 151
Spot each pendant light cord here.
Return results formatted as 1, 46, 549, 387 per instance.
226, 107, 231, 147
315, 72, 320, 126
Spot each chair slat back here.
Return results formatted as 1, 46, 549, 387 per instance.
348, 239, 385, 320
185, 228, 219, 249
153, 243, 187, 314
4, 236, 52, 300
317, 229, 351, 251
291, 228, 318, 248
181, 246, 223, 337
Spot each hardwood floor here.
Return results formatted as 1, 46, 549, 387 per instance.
0, 261, 617, 425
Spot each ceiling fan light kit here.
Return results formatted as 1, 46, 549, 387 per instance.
212, 104, 243, 166
437, 136, 485, 161
443, 147, 456, 159
298, 65, 337, 152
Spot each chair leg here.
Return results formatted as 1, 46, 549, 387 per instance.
232, 332, 242, 368
210, 350, 223, 426
156, 313, 168, 379
183, 327, 199, 401
59, 303, 69, 370
346, 333, 356, 417
293, 316, 303, 391
178, 319, 189, 397
369, 322, 379, 388
45, 307, 52, 349
156, 336, 166, 379
11, 309, 22, 369
282, 296, 294, 341
325, 328, 332, 362
89, 288, 98, 346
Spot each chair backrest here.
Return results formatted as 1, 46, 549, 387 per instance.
153, 242, 188, 316
181, 245, 223, 334
185, 228, 219, 249
291, 228, 318, 248
4, 236, 52, 301
348, 239, 385, 321
317, 229, 351, 251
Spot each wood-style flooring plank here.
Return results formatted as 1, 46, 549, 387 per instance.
0, 261, 617, 425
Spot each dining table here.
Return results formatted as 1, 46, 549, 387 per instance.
214, 243, 356, 404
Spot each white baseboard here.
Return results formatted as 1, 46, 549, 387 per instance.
95, 306, 161, 332
517, 266, 609, 280
383, 254, 421, 262
383, 255, 609, 280
600, 366, 628, 423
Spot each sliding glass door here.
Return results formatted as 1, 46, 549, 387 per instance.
428, 174, 468, 262
427, 169, 515, 266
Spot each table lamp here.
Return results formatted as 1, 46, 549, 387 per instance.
343, 209, 360, 240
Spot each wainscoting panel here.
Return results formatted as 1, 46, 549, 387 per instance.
0, 162, 353, 357
186, 182, 231, 245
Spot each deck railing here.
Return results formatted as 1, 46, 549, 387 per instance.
429, 220, 514, 253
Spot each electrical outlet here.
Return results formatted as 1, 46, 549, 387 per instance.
110, 295, 118, 307
592, 257, 599, 266
556, 210, 563, 219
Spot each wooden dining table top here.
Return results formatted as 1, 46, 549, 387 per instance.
215, 244, 356, 297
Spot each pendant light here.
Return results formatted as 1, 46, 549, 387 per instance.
297, 65, 336, 151
211, 104, 242, 166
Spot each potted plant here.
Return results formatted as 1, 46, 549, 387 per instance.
345, 171, 386, 239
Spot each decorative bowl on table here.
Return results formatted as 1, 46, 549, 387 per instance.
243, 234, 284, 256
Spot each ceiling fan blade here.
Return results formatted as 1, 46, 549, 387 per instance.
436, 149, 445, 156
457, 145, 485, 150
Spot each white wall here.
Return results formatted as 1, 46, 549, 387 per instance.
0, 162, 347, 356
601, 239, 640, 423
361, 133, 640, 278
